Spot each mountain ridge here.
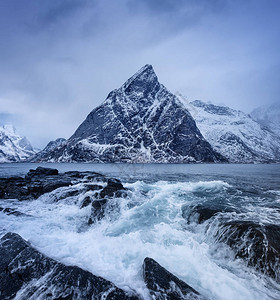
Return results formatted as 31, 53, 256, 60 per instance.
190, 100, 280, 163
33, 65, 225, 163
0, 124, 37, 162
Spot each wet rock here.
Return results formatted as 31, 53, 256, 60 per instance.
80, 196, 92, 209
216, 221, 280, 282
0, 177, 29, 200
87, 179, 126, 224
100, 178, 126, 198
143, 257, 207, 300
26, 167, 59, 178
85, 184, 103, 192
0, 207, 26, 217
182, 205, 220, 224
88, 200, 108, 224
0, 232, 140, 300
0, 168, 107, 201
182, 204, 235, 224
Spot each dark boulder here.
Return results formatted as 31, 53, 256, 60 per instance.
182, 204, 235, 224
215, 221, 280, 282
0, 207, 26, 217
85, 184, 103, 192
87, 179, 126, 224
88, 200, 108, 224
26, 167, 59, 178
182, 205, 220, 224
0, 177, 29, 200
80, 196, 92, 209
143, 257, 207, 300
100, 178, 126, 198
0, 232, 140, 300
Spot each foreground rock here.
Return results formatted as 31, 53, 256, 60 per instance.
143, 257, 207, 300
0, 167, 129, 226
215, 221, 280, 282
0, 232, 139, 300
0, 167, 105, 201
182, 204, 235, 224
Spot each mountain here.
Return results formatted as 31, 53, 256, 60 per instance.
189, 100, 280, 163
29, 138, 66, 162
35, 65, 224, 163
250, 102, 280, 137
0, 124, 37, 162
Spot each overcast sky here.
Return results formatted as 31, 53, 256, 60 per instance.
0, 0, 280, 148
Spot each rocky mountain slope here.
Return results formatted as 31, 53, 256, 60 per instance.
189, 100, 280, 163
35, 65, 224, 163
0, 124, 37, 162
250, 102, 280, 137
29, 138, 66, 162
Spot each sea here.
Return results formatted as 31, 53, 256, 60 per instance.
0, 163, 280, 300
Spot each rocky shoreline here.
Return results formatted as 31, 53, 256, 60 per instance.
0, 167, 207, 300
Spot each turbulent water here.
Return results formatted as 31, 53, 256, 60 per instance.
1, 163, 280, 300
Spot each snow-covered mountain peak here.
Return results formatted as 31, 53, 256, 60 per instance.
2, 124, 17, 136
0, 124, 37, 162
120, 64, 159, 98
35, 66, 224, 163
250, 102, 280, 137
190, 100, 280, 163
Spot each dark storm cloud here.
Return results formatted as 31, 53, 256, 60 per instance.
0, 0, 279, 148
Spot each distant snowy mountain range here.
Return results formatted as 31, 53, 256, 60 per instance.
250, 102, 280, 137
1, 65, 280, 163
189, 100, 280, 163
0, 125, 37, 162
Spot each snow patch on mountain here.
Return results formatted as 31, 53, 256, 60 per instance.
35, 65, 224, 163
29, 138, 66, 162
0, 124, 37, 162
190, 100, 280, 163
250, 102, 280, 137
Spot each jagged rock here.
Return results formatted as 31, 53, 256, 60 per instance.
0, 207, 26, 217
215, 221, 280, 281
143, 257, 207, 300
33, 65, 225, 163
0, 167, 104, 201
84, 184, 103, 192
87, 179, 126, 224
80, 196, 92, 209
100, 179, 126, 198
182, 204, 235, 224
0, 232, 140, 300
26, 166, 59, 177
88, 199, 108, 224
182, 205, 220, 224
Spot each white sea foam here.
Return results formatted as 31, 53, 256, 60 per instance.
0, 179, 279, 300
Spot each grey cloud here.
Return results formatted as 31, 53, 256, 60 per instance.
0, 0, 279, 148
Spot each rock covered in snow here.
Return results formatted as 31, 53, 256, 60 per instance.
190, 100, 280, 163
34, 65, 224, 163
0, 124, 36, 162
